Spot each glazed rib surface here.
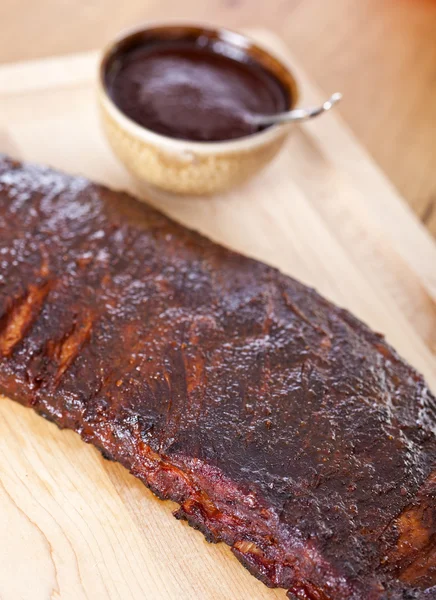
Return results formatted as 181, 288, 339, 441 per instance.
0, 155, 435, 599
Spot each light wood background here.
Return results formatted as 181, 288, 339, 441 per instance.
1, 0, 436, 237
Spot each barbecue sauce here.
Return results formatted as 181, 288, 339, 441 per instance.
105, 39, 289, 142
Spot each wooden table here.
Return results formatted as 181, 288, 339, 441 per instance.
1, 0, 436, 237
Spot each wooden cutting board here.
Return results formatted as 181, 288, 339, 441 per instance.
0, 30, 435, 600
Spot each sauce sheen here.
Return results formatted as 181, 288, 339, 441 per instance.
106, 40, 289, 142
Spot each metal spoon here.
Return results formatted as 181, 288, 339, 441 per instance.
247, 92, 343, 127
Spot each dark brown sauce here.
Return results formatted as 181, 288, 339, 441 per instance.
105, 39, 289, 142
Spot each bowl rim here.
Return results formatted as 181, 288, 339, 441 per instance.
98, 20, 300, 155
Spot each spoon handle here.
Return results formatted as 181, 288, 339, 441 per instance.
250, 92, 342, 127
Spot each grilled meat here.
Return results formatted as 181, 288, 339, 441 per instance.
0, 155, 435, 599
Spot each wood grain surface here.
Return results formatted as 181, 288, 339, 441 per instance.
0, 29, 435, 600
0, 0, 435, 237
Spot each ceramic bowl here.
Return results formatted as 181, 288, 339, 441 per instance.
98, 22, 299, 196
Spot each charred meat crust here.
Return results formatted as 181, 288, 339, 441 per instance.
0, 155, 435, 599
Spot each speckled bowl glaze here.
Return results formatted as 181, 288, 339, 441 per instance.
98, 23, 299, 196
